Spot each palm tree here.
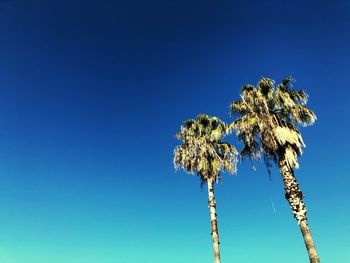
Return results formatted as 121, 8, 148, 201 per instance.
230, 77, 320, 263
173, 114, 238, 263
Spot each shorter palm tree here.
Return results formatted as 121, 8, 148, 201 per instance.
174, 114, 238, 263
230, 77, 320, 263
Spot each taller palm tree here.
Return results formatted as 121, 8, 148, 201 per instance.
230, 77, 320, 263
174, 114, 238, 263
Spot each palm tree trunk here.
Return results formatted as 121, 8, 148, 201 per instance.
278, 156, 320, 263
207, 178, 221, 263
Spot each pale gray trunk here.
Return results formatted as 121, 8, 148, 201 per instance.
207, 178, 221, 263
279, 156, 320, 263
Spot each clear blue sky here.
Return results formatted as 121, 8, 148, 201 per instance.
0, 0, 349, 262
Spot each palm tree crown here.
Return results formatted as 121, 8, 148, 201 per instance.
174, 113, 238, 183
230, 77, 316, 169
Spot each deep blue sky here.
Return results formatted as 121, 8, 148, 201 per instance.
0, 1, 349, 262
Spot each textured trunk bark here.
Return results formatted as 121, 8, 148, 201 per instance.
278, 156, 320, 263
207, 178, 221, 263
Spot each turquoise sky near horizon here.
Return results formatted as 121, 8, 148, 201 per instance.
0, 0, 349, 262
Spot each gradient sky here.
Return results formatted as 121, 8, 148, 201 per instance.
0, 1, 349, 262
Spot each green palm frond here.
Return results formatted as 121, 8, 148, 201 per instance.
257, 77, 275, 97
290, 105, 317, 126
276, 77, 309, 107
230, 100, 249, 115
241, 84, 255, 93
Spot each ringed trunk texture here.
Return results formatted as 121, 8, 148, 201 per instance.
278, 156, 320, 263
207, 178, 221, 263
